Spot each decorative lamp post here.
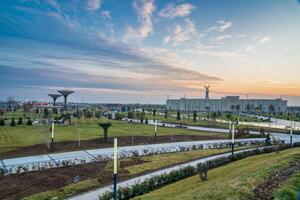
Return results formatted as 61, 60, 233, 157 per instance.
48, 94, 62, 106
57, 90, 74, 110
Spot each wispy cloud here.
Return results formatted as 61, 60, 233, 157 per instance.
101, 11, 111, 19
86, 0, 101, 11
163, 18, 198, 46
257, 36, 270, 44
158, 3, 196, 19
207, 20, 233, 32
209, 35, 232, 44
123, 0, 155, 42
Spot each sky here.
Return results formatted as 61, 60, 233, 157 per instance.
0, 0, 300, 105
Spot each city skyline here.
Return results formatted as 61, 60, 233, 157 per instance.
1, 0, 300, 105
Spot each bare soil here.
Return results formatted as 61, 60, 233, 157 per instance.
0, 134, 226, 159
253, 161, 300, 200
0, 157, 149, 200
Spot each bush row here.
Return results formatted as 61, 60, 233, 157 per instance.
99, 144, 298, 200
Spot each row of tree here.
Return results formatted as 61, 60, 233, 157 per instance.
0, 117, 32, 126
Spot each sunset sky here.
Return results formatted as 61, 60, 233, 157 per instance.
0, 0, 300, 105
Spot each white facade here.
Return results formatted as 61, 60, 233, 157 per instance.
166, 96, 287, 112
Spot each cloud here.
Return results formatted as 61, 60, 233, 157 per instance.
258, 36, 270, 44
164, 18, 197, 46
123, 0, 155, 42
158, 3, 196, 19
86, 0, 101, 11
101, 11, 111, 19
209, 35, 232, 44
206, 20, 233, 32
218, 20, 233, 32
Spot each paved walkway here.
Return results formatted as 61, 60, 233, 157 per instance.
68, 147, 266, 200
1, 138, 264, 175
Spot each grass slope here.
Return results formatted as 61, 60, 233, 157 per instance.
135, 147, 300, 200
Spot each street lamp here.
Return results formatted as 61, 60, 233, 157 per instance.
113, 138, 118, 200
154, 120, 157, 143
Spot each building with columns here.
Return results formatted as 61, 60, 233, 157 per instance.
166, 87, 288, 112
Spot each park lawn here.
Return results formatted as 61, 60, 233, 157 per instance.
0, 119, 226, 150
23, 146, 253, 200
274, 172, 300, 200
134, 147, 300, 200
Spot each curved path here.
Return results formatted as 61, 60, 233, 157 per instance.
68, 147, 266, 200
126, 118, 300, 143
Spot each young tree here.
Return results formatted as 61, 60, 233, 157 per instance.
10, 117, 16, 127
164, 109, 168, 119
153, 109, 156, 117
177, 110, 181, 121
193, 110, 197, 122
27, 118, 32, 125
0, 119, 5, 126
18, 117, 23, 125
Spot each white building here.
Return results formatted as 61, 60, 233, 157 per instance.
166, 87, 287, 112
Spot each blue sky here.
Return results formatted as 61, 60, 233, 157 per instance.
0, 0, 300, 105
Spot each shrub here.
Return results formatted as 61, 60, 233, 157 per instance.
18, 117, 23, 125
27, 118, 33, 125
197, 162, 209, 181
10, 117, 16, 127
0, 119, 5, 126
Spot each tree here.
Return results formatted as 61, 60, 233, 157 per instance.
246, 104, 251, 113
211, 112, 217, 123
0, 119, 5, 126
193, 110, 197, 122
27, 118, 32, 125
43, 108, 49, 118
98, 123, 112, 143
265, 133, 271, 146
236, 104, 241, 113
269, 104, 275, 113
197, 163, 209, 181
177, 110, 181, 121
95, 110, 102, 119
0, 109, 4, 117
230, 105, 235, 112
164, 109, 168, 119
10, 117, 16, 127
145, 118, 149, 124
225, 112, 232, 121
18, 117, 23, 125
153, 109, 156, 117
127, 111, 135, 119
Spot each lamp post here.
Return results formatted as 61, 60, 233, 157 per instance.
113, 138, 118, 200
51, 122, 54, 152
290, 122, 293, 148
231, 122, 235, 156
154, 120, 157, 143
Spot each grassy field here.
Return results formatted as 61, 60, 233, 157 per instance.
0, 119, 227, 152
22, 146, 253, 200
134, 147, 300, 200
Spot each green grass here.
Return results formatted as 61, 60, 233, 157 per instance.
134, 147, 300, 200
0, 119, 226, 151
274, 172, 300, 200
22, 147, 251, 200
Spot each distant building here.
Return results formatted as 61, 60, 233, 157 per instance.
166, 88, 287, 112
